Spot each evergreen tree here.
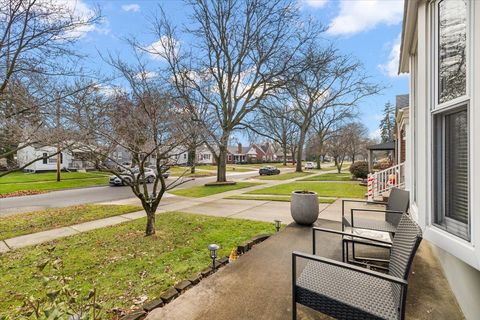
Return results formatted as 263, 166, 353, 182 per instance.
379, 102, 395, 143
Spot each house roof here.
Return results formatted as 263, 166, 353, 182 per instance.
367, 141, 395, 151
227, 146, 249, 155
396, 94, 409, 110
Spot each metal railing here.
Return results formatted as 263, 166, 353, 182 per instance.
367, 162, 405, 200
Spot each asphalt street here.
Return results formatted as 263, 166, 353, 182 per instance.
0, 171, 260, 216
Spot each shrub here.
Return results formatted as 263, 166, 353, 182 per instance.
349, 161, 369, 179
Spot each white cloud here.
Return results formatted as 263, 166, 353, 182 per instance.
121, 4, 140, 12
378, 33, 407, 78
94, 84, 123, 97
300, 0, 328, 9
36, 0, 108, 38
135, 71, 158, 81
145, 36, 179, 61
327, 0, 403, 36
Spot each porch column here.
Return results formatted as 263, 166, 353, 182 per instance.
368, 150, 373, 172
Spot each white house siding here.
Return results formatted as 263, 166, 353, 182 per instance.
401, 1, 480, 318
196, 149, 214, 164
17, 145, 72, 172
168, 147, 189, 165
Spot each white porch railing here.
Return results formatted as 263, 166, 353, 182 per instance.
367, 162, 405, 200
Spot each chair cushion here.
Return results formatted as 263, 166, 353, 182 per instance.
296, 261, 401, 320
343, 216, 397, 233
343, 227, 393, 244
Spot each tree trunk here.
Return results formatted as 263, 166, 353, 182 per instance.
145, 207, 156, 236
282, 148, 287, 166
295, 130, 306, 172
316, 154, 321, 170
188, 147, 196, 174
335, 158, 342, 173
56, 147, 61, 182
217, 134, 230, 182
217, 148, 227, 182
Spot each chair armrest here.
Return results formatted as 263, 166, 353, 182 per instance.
313, 227, 392, 244
292, 251, 408, 286
350, 209, 404, 229
342, 199, 387, 206
341, 200, 387, 225
351, 208, 404, 215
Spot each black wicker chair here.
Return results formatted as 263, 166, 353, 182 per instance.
342, 188, 410, 266
292, 214, 422, 320
342, 188, 410, 235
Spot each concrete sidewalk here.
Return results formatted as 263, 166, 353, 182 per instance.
146, 219, 463, 320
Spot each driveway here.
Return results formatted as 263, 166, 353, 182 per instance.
0, 170, 262, 216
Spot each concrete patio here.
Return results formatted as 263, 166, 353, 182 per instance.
146, 218, 464, 320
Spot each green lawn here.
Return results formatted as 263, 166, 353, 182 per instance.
0, 171, 108, 184
195, 165, 255, 172
0, 204, 142, 241
170, 182, 262, 198
257, 171, 314, 180
225, 195, 336, 204
168, 166, 215, 177
300, 173, 353, 181
0, 177, 108, 195
247, 182, 366, 198
0, 212, 275, 317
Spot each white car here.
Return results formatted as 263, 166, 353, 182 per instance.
304, 162, 315, 170
109, 167, 162, 186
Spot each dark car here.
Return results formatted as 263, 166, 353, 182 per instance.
259, 166, 280, 176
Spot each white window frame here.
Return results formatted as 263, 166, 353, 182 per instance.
423, 0, 479, 269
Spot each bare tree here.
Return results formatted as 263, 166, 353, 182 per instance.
244, 96, 298, 166
310, 105, 354, 169
148, 0, 318, 182
325, 126, 350, 174
69, 55, 192, 236
344, 122, 369, 163
287, 46, 381, 172
0, 0, 101, 175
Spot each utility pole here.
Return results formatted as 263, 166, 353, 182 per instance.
56, 95, 61, 182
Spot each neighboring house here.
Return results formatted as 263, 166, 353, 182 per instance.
16, 144, 91, 172
226, 143, 249, 164
168, 146, 189, 166
196, 145, 215, 165
248, 142, 277, 162
399, 0, 480, 318
109, 145, 132, 165
394, 94, 409, 165
275, 149, 293, 163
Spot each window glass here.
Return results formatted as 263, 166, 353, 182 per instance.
434, 107, 469, 240
438, 0, 467, 104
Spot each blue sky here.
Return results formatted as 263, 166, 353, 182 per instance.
75, 0, 408, 140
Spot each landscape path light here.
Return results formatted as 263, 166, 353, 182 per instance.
274, 220, 282, 232
208, 243, 220, 271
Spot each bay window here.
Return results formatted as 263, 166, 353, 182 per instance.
432, 0, 470, 240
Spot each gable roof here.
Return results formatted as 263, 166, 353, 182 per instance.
396, 94, 409, 110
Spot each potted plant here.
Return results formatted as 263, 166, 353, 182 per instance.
290, 190, 319, 225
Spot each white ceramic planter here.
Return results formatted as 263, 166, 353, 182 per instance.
290, 191, 319, 225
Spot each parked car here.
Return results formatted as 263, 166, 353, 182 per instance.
109, 167, 169, 186
304, 162, 315, 170
259, 166, 280, 176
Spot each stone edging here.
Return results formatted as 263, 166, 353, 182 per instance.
119, 233, 272, 320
